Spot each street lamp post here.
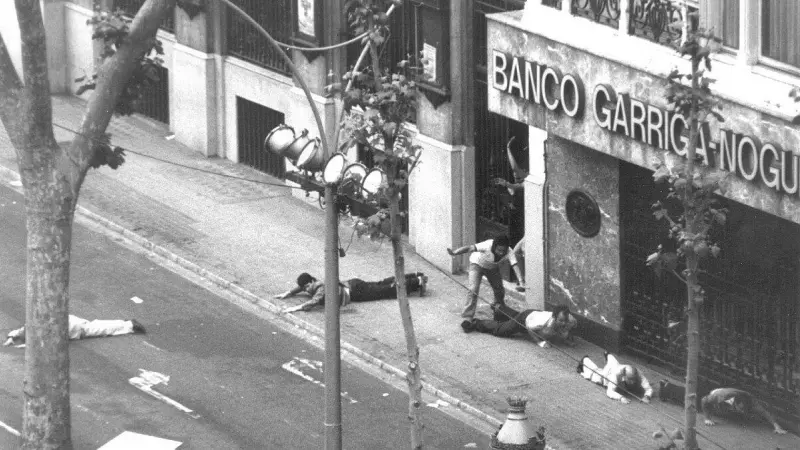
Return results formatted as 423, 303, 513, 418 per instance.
219, 1, 342, 448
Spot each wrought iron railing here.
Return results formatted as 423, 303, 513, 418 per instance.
620, 161, 799, 426
571, 0, 621, 31
568, 0, 698, 49
226, 0, 292, 74
114, 0, 175, 33
629, 0, 697, 48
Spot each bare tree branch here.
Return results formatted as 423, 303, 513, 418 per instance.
66, 0, 176, 193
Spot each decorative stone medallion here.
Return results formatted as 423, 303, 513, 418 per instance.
566, 189, 601, 237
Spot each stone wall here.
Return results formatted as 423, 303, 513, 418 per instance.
546, 136, 622, 346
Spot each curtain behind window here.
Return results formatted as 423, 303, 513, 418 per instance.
761, 0, 800, 68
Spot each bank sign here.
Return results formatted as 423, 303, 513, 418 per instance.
492, 51, 800, 195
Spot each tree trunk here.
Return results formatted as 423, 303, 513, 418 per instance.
682, 57, 701, 450
21, 155, 77, 450
389, 179, 424, 450
368, 35, 424, 449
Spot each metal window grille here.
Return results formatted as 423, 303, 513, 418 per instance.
136, 65, 170, 124
114, 0, 175, 33
345, 3, 417, 123
226, 0, 292, 74
628, 0, 698, 48
236, 97, 286, 178
620, 160, 799, 426
473, 0, 527, 245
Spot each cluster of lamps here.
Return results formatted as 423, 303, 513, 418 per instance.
264, 124, 386, 195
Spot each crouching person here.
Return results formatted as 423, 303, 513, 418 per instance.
578, 352, 653, 404
277, 272, 428, 312
4, 314, 146, 347
702, 388, 787, 434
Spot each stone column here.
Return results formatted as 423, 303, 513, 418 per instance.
171, 2, 219, 156
524, 126, 547, 309
409, 0, 475, 273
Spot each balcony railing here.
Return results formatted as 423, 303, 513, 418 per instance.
539, 0, 699, 50
629, 0, 697, 47
572, 0, 621, 31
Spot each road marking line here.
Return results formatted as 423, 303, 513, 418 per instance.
98, 431, 182, 449
281, 358, 358, 404
0, 419, 20, 437
128, 369, 200, 419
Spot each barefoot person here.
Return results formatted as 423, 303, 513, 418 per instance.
4, 315, 146, 347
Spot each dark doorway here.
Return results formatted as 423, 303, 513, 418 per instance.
136, 65, 170, 124
236, 97, 286, 178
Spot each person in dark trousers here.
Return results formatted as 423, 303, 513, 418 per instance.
701, 388, 787, 434
462, 304, 577, 348
447, 235, 511, 319
276, 272, 428, 312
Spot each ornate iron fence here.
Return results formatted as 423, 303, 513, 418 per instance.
114, 0, 175, 33
226, 0, 292, 74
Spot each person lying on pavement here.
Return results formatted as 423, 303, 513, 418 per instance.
3, 314, 146, 347
275, 272, 429, 312
461, 304, 577, 348
578, 352, 653, 404
701, 387, 787, 434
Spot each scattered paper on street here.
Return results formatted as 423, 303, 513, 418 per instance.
426, 399, 450, 408
131, 296, 144, 304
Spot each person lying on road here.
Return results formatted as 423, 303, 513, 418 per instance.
578, 352, 653, 404
461, 304, 577, 348
702, 387, 787, 434
276, 272, 429, 312
3, 314, 146, 347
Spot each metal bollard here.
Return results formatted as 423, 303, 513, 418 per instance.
489, 397, 546, 450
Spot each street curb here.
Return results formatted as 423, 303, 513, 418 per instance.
0, 164, 505, 432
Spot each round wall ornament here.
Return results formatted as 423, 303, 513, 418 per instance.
565, 189, 601, 237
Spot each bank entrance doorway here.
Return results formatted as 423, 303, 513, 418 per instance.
620, 160, 800, 424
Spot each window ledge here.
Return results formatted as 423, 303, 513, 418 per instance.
490, 7, 800, 124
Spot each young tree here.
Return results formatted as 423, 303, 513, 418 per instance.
646, 24, 727, 450
0, 1, 174, 448
332, 1, 425, 447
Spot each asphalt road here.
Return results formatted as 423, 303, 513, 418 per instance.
0, 184, 491, 449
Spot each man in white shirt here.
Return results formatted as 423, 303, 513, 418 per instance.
4, 315, 146, 347
462, 304, 577, 348
578, 352, 653, 404
447, 235, 511, 320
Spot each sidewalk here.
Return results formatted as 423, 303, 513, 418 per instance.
1, 95, 796, 450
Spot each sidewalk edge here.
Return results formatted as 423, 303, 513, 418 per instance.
0, 165, 504, 433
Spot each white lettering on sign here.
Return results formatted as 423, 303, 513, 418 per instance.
491, 50, 800, 196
